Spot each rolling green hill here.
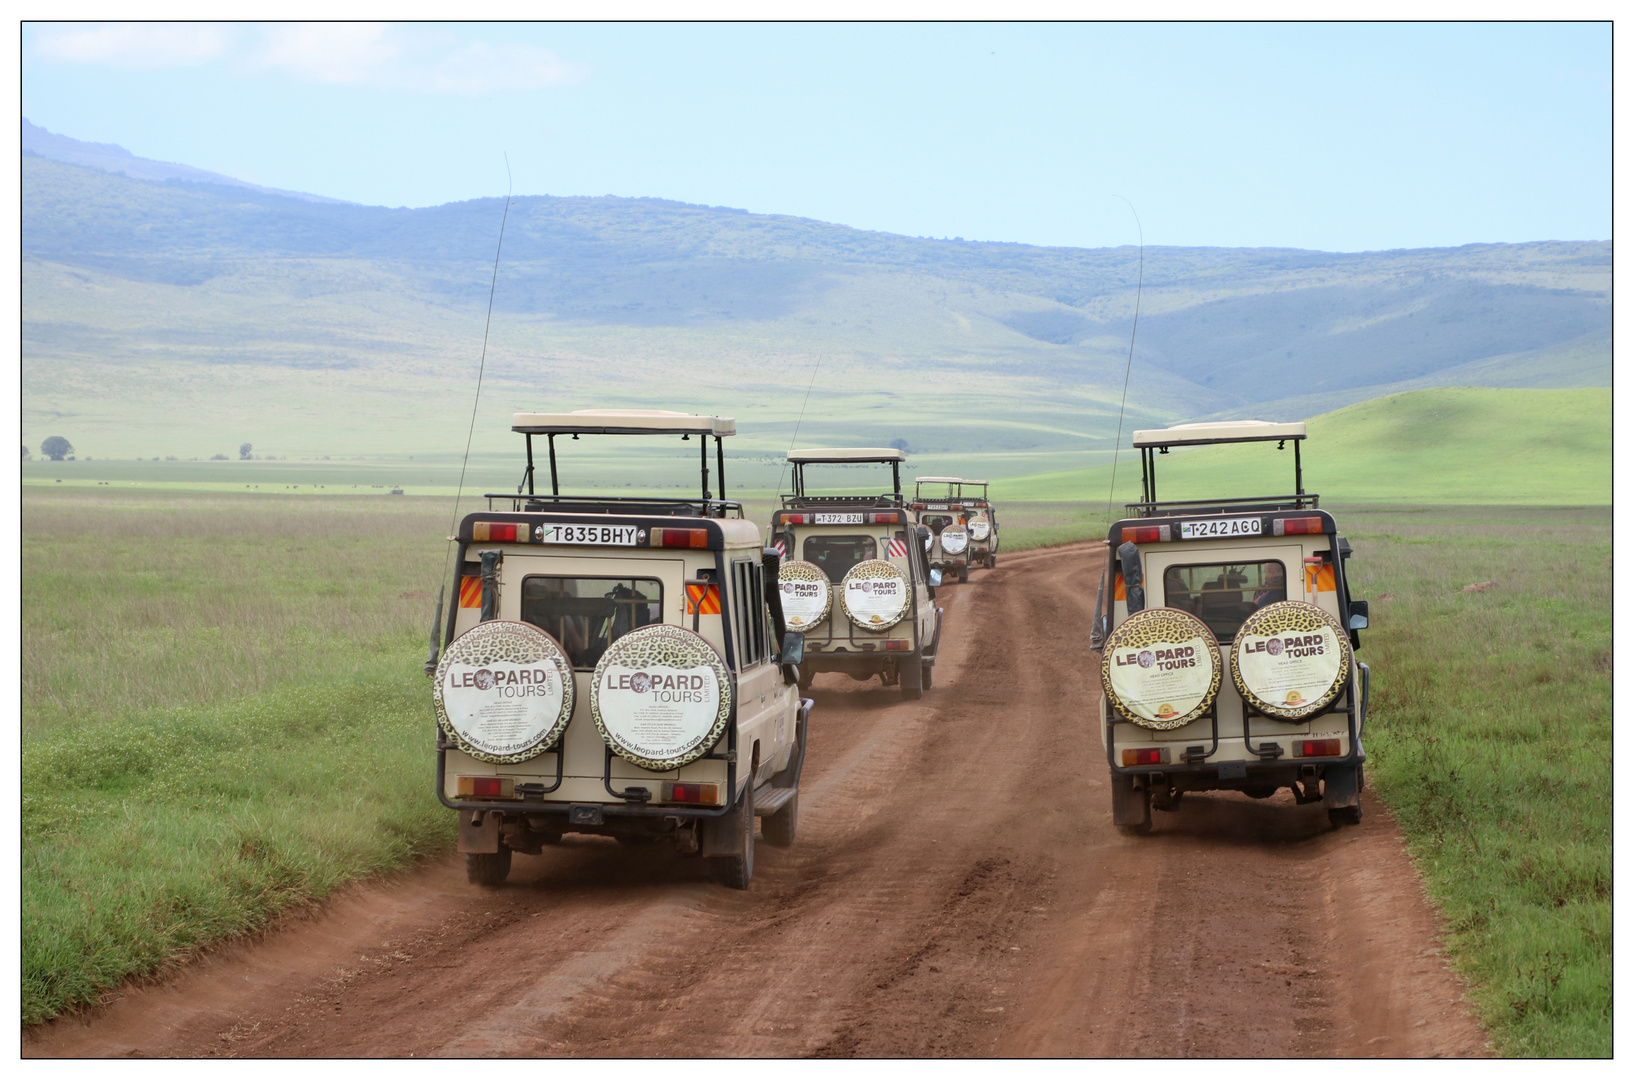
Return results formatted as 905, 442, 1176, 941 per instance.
993, 387, 1612, 506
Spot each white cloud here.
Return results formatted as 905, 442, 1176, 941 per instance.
251, 23, 400, 85
424, 42, 588, 94
31, 22, 586, 95
33, 23, 230, 69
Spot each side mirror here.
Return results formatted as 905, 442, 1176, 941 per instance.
1348, 600, 1369, 630
929, 568, 943, 587
780, 630, 805, 666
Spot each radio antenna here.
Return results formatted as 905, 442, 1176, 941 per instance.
426, 154, 512, 674
775, 354, 823, 497
1105, 196, 1144, 524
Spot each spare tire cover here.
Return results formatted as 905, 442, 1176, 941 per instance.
778, 559, 832, 630
1101, 607, 1222, 730
1230, 601, 1352, 721
968, 518, 990, 540
940, 527, 968, 554
840, 559, 911, 631
590, 623, 733, 771
433, 620, 574, 764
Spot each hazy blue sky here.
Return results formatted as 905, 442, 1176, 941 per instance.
21, 21, 1610, 252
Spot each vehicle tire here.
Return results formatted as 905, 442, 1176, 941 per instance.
922, 660, 934, 690
761, 788, 798, 848
900, 652, 924, 700
707, 784, 755, 889
1243, 786, 1279, 799
797, 666, 815, 694
958, 564, 969, 584
465, 847, 512, 886
1328, 803, 1363, 827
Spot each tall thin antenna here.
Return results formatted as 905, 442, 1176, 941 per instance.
774, 354, 823, 497
438, 155, 513, 590
1105, 197, 1144, 522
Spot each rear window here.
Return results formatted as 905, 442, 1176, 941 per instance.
803, 535, 877, 582
1162, 561, 1287, 643
521, 576, 663, 669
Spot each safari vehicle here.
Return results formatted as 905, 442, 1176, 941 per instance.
913, 476, 1000, 578
428, 410, 811, 890
770, 448, 943, 700
1091, 420, 1371, 833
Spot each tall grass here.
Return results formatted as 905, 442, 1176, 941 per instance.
22, 491, 457, 1025
1342, 505, 1611, 1056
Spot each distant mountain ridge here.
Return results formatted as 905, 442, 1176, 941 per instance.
23, 118, 350, 205
20, 128, 1611, 469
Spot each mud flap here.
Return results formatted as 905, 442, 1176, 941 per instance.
458, 809, 500, 854
1111, 773, 1151, 828
1322, 766, 1360, 810
700, 786, 751, 857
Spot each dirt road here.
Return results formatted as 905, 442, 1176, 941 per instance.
26, 542, 1489, 1058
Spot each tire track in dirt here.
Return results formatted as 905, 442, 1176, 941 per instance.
25, 542, 1488, 1058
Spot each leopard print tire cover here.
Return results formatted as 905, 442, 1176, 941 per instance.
839, 558, 911, 632
590, 623, 734, 772
1230, 601, 1352, 721
1100, 607, 1222, 730
778, 559, 833, 629
433, 619, 574, 764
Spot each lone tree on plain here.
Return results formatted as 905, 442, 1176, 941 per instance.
239, 442, 252, 460
22, 445, 30, 459
40, 436, 73, 461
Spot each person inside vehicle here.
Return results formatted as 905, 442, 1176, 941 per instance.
1254, 562, 1287, 607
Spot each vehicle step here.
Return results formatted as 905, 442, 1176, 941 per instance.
752, 784, 796, 815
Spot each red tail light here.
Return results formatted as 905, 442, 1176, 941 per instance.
1273, 516, 1324, 536
663, 781, 721, 805
1121, 748, 1171, 766
783, 513, 808, 524
882, 639, 911, 651
471, 521, 525, 542
1295, 739, 1342, 757
456, 776, 516, 798
1121, 525, 1172, 544
868, 512, 902, 524
657, 528, 708, 548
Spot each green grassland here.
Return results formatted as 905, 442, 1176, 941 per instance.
993, 387, 1612, 506
1341, 506, 1611, 1056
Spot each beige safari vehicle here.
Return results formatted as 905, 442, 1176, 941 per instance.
1092, 421, 1371, 833
913, 477, 1000, 579
429, 410, 810, 889
770, 448, 943, 700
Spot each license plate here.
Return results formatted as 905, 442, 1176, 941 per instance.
814, 512, 864, 524
1180, 517, 1263, 540
536, 523, 640, 546
925, 504, 948, 510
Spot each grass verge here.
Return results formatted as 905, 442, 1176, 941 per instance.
1342, 505, 1611, 1056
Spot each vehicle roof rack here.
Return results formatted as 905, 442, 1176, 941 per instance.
513, 409, 735, 436
787, 447, 906, 463
1132, 420, 1305, 448
483, 494, 744, 518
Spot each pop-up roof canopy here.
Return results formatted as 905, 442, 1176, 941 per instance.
1126, 419, 1315, 518
914, 476, 990, 503
784, 447, 907, 503
1132, 420, 1305, 448
513, 409, 735, 436
787, 447, 906, 463
914, 475, 962, 484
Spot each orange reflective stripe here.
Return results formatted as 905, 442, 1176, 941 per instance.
459, 576, 482, 608
686, 583, 720, 615
1113, 573, 1126, 601
1308, 565, 1336, 593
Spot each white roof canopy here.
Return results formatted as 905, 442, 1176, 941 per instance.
1132, 420, 1306, 448
788, 447, 906, 463
512, 409, 735, 436
914, 475, 963, 484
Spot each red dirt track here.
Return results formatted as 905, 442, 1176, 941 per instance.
26, 542, 1489, 1058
